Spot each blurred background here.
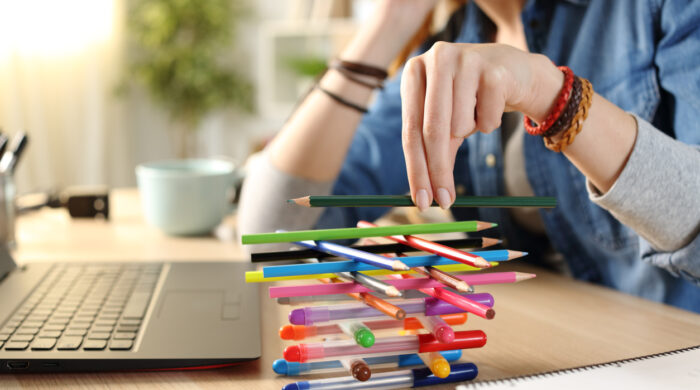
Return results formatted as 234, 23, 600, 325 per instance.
0, 0, 375, 194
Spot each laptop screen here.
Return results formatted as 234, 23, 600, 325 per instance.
0, 244, 16, 280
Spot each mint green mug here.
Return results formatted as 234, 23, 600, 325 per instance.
136, 159, 239, 236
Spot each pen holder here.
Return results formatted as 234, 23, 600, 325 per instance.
0, 173, 16, 248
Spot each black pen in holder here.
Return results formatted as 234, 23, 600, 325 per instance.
0, 172, 16, 248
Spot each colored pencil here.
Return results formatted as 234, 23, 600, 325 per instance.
358, 220, 491, 268
261, 251, 524, 278
275, 289, 433, 305
319, 277, 407, 320
269, 272, 536, 298
389, 273, 495, 320
241, 221, 496, 245
293, 239, 410, 271
250, 237, 501, 262
336, 271, 402, 297
246, 262, 495, 283
289, 195, 557, 208
287, 293, 493, 325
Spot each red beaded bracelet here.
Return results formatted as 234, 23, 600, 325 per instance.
524, 66, 574, 136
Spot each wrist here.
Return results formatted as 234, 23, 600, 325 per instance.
521, 54, 565, 123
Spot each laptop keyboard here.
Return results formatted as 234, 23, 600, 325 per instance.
0, 263, 162, 352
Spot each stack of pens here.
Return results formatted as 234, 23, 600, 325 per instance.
242, 195, 554, 390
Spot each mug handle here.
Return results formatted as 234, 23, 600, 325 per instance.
211, 155, 244, 213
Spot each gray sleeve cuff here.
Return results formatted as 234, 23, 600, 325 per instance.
586, 114, 700, 252
236, 151, 334, 254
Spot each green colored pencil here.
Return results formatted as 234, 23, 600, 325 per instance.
241, 221, 496, 245
289, 195, 557, 208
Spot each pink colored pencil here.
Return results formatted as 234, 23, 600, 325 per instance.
387, 273, 495, 320
269, 272, 535, 298
357, 220, 491, 268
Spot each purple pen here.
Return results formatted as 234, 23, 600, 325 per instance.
288, 293, 494, 325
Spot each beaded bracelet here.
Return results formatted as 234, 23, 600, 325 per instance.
543, 77, 593, 152
524, 66, 574, 136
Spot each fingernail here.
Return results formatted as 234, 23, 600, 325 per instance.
415, 189, 429, 211
436, 188, 452, 209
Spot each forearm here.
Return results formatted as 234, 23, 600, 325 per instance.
268, 4, 426, 182
526, 59, 638, 193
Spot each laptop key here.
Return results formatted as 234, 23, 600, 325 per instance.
113, 332, 136, 340
16, 327, 40, 335
119, 319, 141, 326
31, 338, 57, 351
87, 332, 111, 340
109, 339, 133, 351
4, 340, 30, 350
0, 326, 17, 334
83, 339, 107, 351
9, 334, 34, 342
64, 329, 88, 336
0, 333, 11, 341
122, 292, 151, 319
92, 325, 113, 333
43, 324, 67, 331
117, 325, 139, 333
56, 336, 83, 350
38, 330, 62, 338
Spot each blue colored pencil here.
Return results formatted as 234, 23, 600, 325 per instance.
262, 250, 525, 278
294, 240, 410, 271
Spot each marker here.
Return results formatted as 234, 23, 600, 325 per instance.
418, 351, 450, 378
275, 289, 430, 304
279, 313, 467, 341
338, 321, 375, 348
416, 315, 454, 344
287, 293, 494, 325
340, 357, 371, 381
271, 350, 463, 376
270, 272, 535, 298
282, 330, 486, 362
281, 362, 478, 389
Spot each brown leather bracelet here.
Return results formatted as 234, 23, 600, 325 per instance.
543, 76, 582, 138
331, 66, 385, 90
331, 59, 389, 80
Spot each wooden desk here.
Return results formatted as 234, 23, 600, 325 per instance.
3, 189, 700, 389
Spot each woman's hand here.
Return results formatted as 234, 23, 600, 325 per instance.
400, 42, 564, 209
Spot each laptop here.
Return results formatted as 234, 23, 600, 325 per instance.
0, 246, 261, 372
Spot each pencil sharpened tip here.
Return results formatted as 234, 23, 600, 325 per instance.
393, 261, 411, 271
507, 250, 528, 260
387, 287, 402, 297
481, 237, 501, 248
515, 272, 537, 281
476, 221, 498, 231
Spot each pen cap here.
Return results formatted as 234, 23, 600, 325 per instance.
272, 359, 307, 375
397, 350, 462, 366
412, 362, 478, 387
279, 325, 317, 340
289, 307, 330, 325
283, 343, 324, 362
424, 293, 494, 316
418, 330, 487, 353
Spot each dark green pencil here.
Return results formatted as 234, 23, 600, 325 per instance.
289, 195, 556, 208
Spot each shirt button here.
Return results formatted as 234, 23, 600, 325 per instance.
456, 184, 466, 195
485, 154, 496, 167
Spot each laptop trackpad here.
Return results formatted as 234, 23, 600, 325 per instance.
157, 290, 225, 321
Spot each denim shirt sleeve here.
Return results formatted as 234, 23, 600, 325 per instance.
586, 0, 700, 285
314, 71, 409, 230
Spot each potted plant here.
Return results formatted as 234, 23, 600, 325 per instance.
124, 0, 253, 157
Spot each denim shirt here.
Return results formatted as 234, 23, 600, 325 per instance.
315, 0, 700, 312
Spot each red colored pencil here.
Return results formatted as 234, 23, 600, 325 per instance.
357, 220, 491, 268
387, 273, 495, 320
